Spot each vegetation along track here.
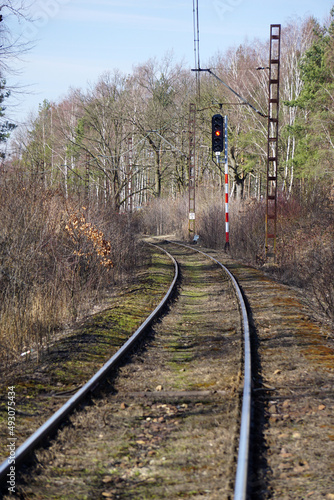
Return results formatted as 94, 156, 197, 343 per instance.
1, 241, 248, 499
202, 246, 334, 500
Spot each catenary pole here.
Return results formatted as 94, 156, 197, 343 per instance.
188, 103, 196, 238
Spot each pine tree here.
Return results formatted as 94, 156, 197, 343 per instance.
285, 10, 334, 178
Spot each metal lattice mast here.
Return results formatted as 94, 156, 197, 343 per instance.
188, 102, 196, 236
265, 24, 281, 262
126, 136, 133, 213
85, 152, 90, 208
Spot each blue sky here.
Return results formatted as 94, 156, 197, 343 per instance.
5, 0, 334, 124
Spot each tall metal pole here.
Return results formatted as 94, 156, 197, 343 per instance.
85, 152, 89, 208
265, 24, 281, 262
224, 115, 230, 251
188, 103, 196, 237
126, 136, 133, 213
193, 0, 200, 99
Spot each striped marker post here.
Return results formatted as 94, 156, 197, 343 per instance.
224, 116, 230, 251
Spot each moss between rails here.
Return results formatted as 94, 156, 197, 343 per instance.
0, 247, 174, 463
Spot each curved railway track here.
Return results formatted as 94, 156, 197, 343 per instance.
1, 240, 333, 499
0, 241, 252, 499
0, 243, 179, 480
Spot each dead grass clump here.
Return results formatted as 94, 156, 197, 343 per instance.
196, 196, 225, 249
229, 198, 266, 263
294, 239, 334, 322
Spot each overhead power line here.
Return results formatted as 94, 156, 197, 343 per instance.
192, 67, 267, 118
193, 0, 200, 98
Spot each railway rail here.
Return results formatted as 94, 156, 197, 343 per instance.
170, 241, 251, 500
0, 244, 179, 482
0, 241, 251, 499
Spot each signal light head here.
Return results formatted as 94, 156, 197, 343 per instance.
212, 114, 224, 153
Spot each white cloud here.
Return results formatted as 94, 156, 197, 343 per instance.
55, 2, 192, 33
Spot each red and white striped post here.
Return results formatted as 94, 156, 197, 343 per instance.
127, 136, 133, 213
224, 116, 230, 251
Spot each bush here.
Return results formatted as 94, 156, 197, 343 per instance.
0, 180, 144, 366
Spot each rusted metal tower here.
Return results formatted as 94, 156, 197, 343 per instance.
188, 102, 196, 236
265, 24, 281, 262
126, 136, 133, 213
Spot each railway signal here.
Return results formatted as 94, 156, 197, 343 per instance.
212, 114, 230, 251
223, 116, 229, 251
212, 114, 224, 153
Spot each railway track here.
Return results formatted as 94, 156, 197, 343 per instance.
0, 241, 251, 499
1, 240, 333, 499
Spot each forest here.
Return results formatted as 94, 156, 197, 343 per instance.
0, 6, 333, 361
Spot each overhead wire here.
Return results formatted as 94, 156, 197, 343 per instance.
192, 68, 267, 118
193, 0, 200, 100
190, 1, 267, 118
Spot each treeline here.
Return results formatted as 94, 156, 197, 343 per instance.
6, 12, 334, 204
1, 9, 334, 361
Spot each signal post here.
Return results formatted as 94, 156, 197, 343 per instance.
212, 114, 229, 251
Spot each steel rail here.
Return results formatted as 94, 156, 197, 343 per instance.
168, 241, 251, 500
0, 244, 178, 486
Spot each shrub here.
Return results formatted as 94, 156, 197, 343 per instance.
0, 180, 144, 366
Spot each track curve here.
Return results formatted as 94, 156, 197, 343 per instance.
0, 244, 178, 487
1, 241, 252, 499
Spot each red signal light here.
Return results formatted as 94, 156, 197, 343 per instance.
212, 114, 224, 153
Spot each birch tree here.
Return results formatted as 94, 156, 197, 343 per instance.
281, 17, 316, 193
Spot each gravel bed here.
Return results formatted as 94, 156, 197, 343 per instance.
209, 247, 334, 500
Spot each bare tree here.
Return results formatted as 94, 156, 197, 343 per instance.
130, 54, 193, 198
0, 1, 35, 76
0, 2, 35, 155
